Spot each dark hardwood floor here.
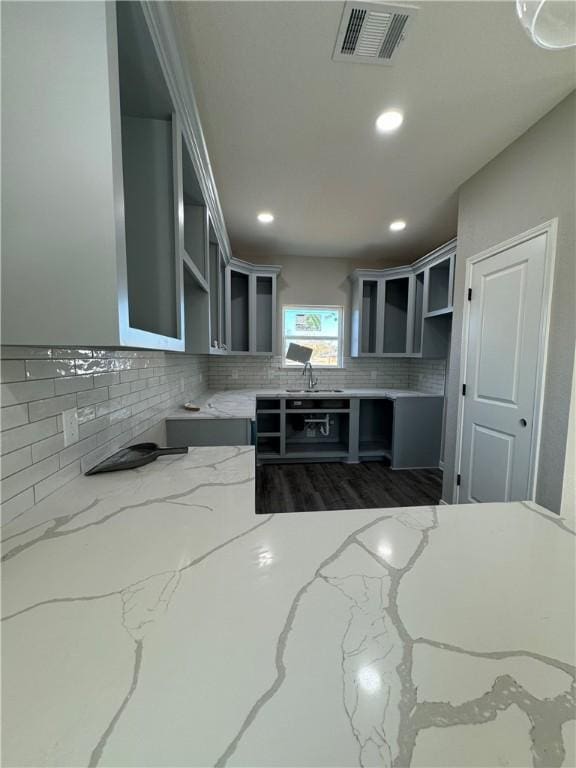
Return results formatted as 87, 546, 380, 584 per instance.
256, 461, 443, 514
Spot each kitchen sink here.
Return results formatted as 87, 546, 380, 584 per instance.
285, 389, 344, 393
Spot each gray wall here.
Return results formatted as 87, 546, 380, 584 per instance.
247, 255, 359, 351
443, 92, 576, 511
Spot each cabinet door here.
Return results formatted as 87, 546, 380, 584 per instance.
209, 242, 220, 349
425, 254, 454, 314
381, 275, 415, 355
1, 2, 123, 347
360, 279, 380, 354
227, 267, 250, 352
119, 114, 184, 349
219, 250, 227, 348
254, 274, 276, 354
412, 271, 425, 355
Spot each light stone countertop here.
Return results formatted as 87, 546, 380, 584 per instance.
166, 387, 443, 422
1, 446, 575, 767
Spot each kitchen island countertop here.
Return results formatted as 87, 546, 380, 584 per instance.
1, 445, 574, 767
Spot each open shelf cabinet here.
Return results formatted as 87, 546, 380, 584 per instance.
225, 259, 280, 355
350, 239, 456, 360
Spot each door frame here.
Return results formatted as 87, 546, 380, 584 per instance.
454, 218, 557, 503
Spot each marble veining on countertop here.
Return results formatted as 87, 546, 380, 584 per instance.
166, 387, 442, 421
1, 446, 574, 767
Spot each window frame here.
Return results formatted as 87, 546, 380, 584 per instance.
281, 304, 344, 369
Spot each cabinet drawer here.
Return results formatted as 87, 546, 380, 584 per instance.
166, 418, 252, 447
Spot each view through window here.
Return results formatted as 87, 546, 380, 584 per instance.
283, 306, 343, 368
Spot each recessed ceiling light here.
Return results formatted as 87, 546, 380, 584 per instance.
257, 212, 274, 224
375, 109, 404, 134
389, 220, 406, 232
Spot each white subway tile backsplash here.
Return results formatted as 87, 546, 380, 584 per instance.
25, 359, 75, 380
1, 360, 26, 383
75, 358, 117, 375
1, 379, 55, 406
54, 375, 93, 395
109, 382, 131, 399
0, 346, 209, 513
34, 460, 81, 504
1, 417, 59, 455
1, 455, 59, 503
78, 415, 110, 441
1, 404, 29, 431
1, 446, 33, 479
31, 433, 66, 463
76, 387, 109, 408
28, 394, 77, 422
92, 372, 120, 388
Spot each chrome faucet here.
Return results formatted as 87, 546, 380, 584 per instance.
303, 361, 318, 390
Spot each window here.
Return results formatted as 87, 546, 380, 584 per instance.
282, 306, 343, 368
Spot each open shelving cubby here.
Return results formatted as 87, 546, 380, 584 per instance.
257, 435, 281, 458
361, 280, 378, 354
256, 276, 274, 353
117, 1, 181, 344
358, 399, 393, 458
382, 276, 410, 354
427, 257, 453, 313
230, 268, 250, 352
413, 271, 425, 354
421, 313, 453, 359
257, 412, 281, 434
285, 411, 350, 457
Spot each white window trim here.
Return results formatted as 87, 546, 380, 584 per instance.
282, 305, 344, 369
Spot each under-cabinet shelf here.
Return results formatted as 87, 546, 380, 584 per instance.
285, 408, 351, 414
183, 250, 209, 292
425, 307, 453, 318
359, 443, 392, 458
285, 443, 349, 457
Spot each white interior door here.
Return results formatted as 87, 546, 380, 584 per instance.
459, 231, 550, 503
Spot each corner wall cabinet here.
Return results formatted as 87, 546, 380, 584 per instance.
350, 239, 456, 359
225, 259, 281, 355
1, 1, 231, 351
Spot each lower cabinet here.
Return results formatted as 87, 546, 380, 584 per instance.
256, 396, 444, 469
166, 418, 252, 447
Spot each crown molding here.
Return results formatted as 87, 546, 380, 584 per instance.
349, 238, 457, 282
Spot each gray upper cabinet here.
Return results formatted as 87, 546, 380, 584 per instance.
1, 2, 183, 349
1, 1, 232, 352
351, 268, 415, 357
225, 259, 281, 355
413, 240, 456, 359
350, 239, 456, 359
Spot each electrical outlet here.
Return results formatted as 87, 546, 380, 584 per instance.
371, 370, 377, 381
62, 407, 79, 446
232, 369, 239, 380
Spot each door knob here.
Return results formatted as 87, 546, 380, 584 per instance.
519, 418, 528, 427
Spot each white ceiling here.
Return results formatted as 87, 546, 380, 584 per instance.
174, 1, 576, 263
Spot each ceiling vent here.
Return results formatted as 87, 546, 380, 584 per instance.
332, 2, 418, 65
